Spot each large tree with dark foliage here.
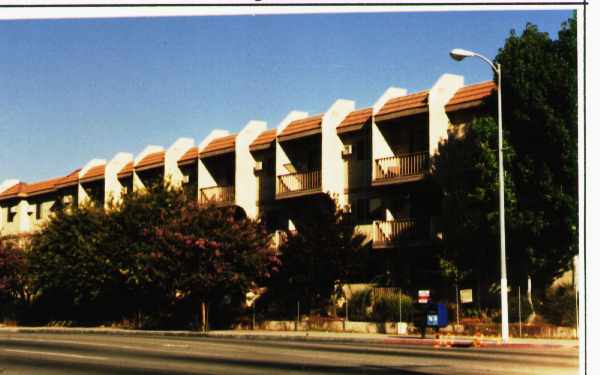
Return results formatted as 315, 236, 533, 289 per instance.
495, 16, 578, 292
26, 184, 277, 328
433, 15, 578, 304
431, 117, 517, 308
265, 197, 367, 316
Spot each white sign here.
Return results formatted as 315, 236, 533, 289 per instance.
418, 290, 430, 304
460, 289, 473, 304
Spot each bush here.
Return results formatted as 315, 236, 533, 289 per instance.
0, 235, 29, 321
508, 293, 534, 323
537, 283, 577, 327
347, 289, 413, 322
371, 294, 413, 322
347, 288, 372, 321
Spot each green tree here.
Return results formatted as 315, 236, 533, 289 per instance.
430, 117, 517, 308
495, 16, 578, 292
266, 197, 367, 316
109, 184, 278, 329
0, 235, 30, 319
27, 205, 124, 324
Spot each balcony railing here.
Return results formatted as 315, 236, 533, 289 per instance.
373, 151, 429, 183
372, 219, 428, 248
276, 170, 321, 198
199, 185, 235, 206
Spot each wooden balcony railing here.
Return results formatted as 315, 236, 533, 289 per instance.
199, 185, 235, 206
373, 151, 429, 182
372, 219, 426, 248
276, 170, 321, 198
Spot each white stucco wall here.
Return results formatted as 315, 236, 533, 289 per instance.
235, 121, 267, 219
321, 99, 355, 207
133, 145, 164, 191
275, 111, 309, 177
105, 152, 133, 207
78, 158, 106, 206
165, 138, 194, 188
428, 74, 464, 157
371, 87, 407, 177
197, 130, 229, 190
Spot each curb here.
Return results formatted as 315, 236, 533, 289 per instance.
0, 327, 578, 349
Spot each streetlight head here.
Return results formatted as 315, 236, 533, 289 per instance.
450, 48, 476, 61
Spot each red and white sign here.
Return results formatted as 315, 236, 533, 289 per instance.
418, 290, 430, 304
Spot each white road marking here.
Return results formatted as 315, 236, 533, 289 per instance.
162, 343, 190, 348
3, 348, 109, 361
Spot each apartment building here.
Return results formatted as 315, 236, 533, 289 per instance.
0, 74, 495, 282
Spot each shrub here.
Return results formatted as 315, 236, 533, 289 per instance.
371, 294, 413, 322
347, 288, 372, 321
537, 283, 577, 327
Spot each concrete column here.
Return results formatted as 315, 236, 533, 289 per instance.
371, 87, 407, 177
322, 99, 355, 207
133, 145, 164, 192
197, 130, 229, 191
16, 199, 32, 233
275, 111, 309, 177
428, 74, 464, 157
78, 159, 106, 206
105, 152, 133, 208
236, 121, 267, 219
165, 138, 195, 189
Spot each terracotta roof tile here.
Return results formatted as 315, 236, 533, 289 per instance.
55, 169, 81, 188
136, 151, 165, 170
118, 161, 134, 178
0, 182, 28, 199
199, 134, 237, 158
178, 146, 199, 164
23, 177, 64, 196
80, 165, 105, 182
278, 114, 323, 141
337, 108, 372, 134
249, 129, 277, 152
375, 91, 429, 121
445, 81, 496, 112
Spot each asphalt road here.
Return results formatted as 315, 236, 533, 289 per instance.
0, 333, 578, 375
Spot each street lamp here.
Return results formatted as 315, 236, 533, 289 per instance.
450, 48, 509, 344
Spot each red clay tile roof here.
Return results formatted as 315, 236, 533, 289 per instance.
0, 176, 67, 200
375, 91, 429, 121
278, 114, 323, 142
0, 182, 28, 199
117, 161, 134, 178
249, 129, 277, 152
80, 165, 105, 183
199, 134, 237, 158
136, 151, 165, 171
178, 146, 199, 165
54, 169, 81, 188
23, 177, 64, 196
445, 81, 496, 113
337, 108, 372, 134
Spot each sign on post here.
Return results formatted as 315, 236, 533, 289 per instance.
418, 290, 430, 304
460, 289, 473, 304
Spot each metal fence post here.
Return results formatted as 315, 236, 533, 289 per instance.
518, 286, 522, 338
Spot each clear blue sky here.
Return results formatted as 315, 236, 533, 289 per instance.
0, 9, 572, 183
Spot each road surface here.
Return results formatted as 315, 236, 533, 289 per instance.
0, 332, 578, 374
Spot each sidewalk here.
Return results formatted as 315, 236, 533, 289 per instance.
0, 326, 579, 349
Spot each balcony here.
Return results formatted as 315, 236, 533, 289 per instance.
276, 170, 321, 199
372, 219, 430, 249
199, 186, 235, 206
373, 151, 429, 186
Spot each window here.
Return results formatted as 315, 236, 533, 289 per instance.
35, 202, 42, 220
354, 199, 370, 223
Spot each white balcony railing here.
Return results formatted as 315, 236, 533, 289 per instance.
276, 170, 321, 197
199, 185, 235, 206
374, 151, 429, 181
372, 219, 419, 247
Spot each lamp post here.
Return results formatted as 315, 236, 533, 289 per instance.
450, 48, 509, 344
